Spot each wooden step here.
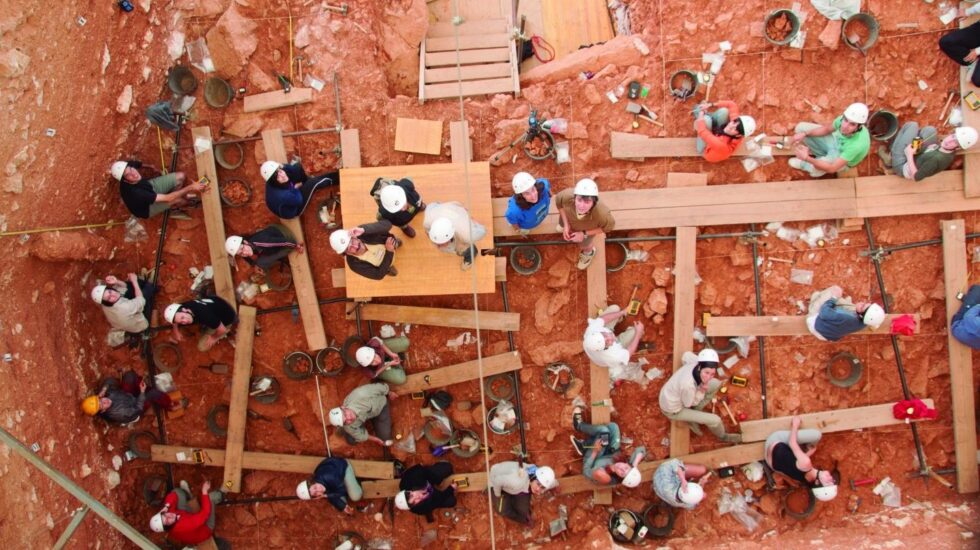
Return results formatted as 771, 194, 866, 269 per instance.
243, 88, 313, 113
611, 133, 794, 159
425, 47, 510, 67
739, 400, 936, 442
425, 77, 515, 100
346, 303, 520, 332
424, 63, 513, 84
400, 351, 522, 394
427, 19, 508, 37
426, 33, 511, 53
151, 445, 395, 479
222, 306, 256, 493
706, 314, 920, 337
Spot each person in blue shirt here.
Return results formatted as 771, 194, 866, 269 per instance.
261, 160, 338, 219
951, 284, 980, 349
504, 172, 551, 236
570, 404, 644, 488
805, 285, 886, 342
295, 457, 363, 514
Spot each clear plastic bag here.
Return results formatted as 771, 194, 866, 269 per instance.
123, 216, 148, 243
543, 118, 568, 134
185, 37, 215, 73
718, 488, 762, 532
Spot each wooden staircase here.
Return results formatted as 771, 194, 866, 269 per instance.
419, 18, 520, 103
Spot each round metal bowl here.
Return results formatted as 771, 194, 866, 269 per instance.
282, 351, 314, 381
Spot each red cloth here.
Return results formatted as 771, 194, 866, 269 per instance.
893, 399, 937, 420
890, 314, 917, 336
163, 490, 213, 545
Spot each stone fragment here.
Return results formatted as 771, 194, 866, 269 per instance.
565, 122, 588, 140
564, 378, 584, 399
205, 5, 259, 79
31, 232, 114, 262
4, 173, 22, 194
223, 115, 264, 137
116, 85, 133, 114
0, 48, 30, 78
652, 267, 670, 286
643, 288, 668, 317
547, 259, 572, 289
534, 294, 554, 334
521, 35, 644, 86
625, 170, 639, 182
548, 290, 570, 316
818, 19, 842, 49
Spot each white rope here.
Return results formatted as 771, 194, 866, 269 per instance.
314, 374, 332, 457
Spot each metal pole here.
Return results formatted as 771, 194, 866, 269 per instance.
254, 296, 352, 316
499, 281, 527, 456
748, 224, 768, 418
52, 506, 90, 550
333, 72, 343, 131
491, 231, 763, 248
862, 232, 980, 258
174, 127, 341, 149
0, 428, 160, 550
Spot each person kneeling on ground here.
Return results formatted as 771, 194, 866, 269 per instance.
149, 480, 223, 545
225, 224, 303, 273
423, 201, 487, 271
951, 284, 980, 349
582, 304, 644, 379
111, 159, 205, 220
878, 123, 977, 181
329, 221, 401, 279
505, 171, 552, 236
555, 178, 615, 270
693, 100, 756, 163
81, 370, 174, 424
805, 285, 886, 342
296, 457, 364, 514
488, 461, 558, 525
329, 382, 398, 447
354, 334, 409, 385
164, 295, 237, 352
653, 458, 710, 510
262, 159, 338, 219
394, 462, 459, 522
659, 349, 742, 444
764, 415, 839, 503
91, 272, 156, 336
939, 5, 980, 87
570, 405, 645, 487
785, 102, 870, 177
372, 177, 425, 238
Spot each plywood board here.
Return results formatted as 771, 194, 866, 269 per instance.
150, 445, 394, 479
426, 33, 511, 52
670, 227, 698, 457
427, 19, 508, 37
541, 0, 614, 61
340, 129, 362, 169
338, 162, 495, 298
425, 63, 513, 84
450, 120, 473, 163
425, 77, 515, 100
940, 219, 979, 493
346, 303, 520, 331
425, 47, 511, 67
243, 88, 313, 113
190, 126, 237, 308
399, 351, 522, 394
222, 305, 255, 493
332, 257, 506, 287
261, 129, 327, 351
666, 172, 708, 187
706, 314, 920, 337
585, 233, 611, 505
611, 133, 793, 159
394, 118, 443, 155
739, 400, 937, 442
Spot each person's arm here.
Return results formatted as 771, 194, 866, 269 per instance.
598, 310, 626, 325
348, 254, 392, 281
677, 466, 688, 490
135, 380, 147, 411
326, 492, 347, 512
819, 297, 839, 317
696, 116, 729, 150
794, 123, 834, 142
583, 443, 602, 476
155, 179, 207, 204
180, 487, 212, 530
803, 154, 848, 174
787, 416, 814, 471
127, 273, 143, 300
625, 322, 645, 355
170, 322, 184, 342
376, 340, 400, 363
631, 447, 646, 468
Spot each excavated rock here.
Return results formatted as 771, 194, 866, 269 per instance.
0, 48, 30, 78
521, 34, 649, 86
643, 288, 668, 317
30, 232, 114, 262
205, 5, 258, 79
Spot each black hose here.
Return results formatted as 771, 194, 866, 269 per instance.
254, 296, 353, 316
748, 224, 768, 419
492, 231, 764, 248
867, 232, 980, 257
500, 281, 527, 456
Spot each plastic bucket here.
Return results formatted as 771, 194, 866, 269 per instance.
214, 142, 244, 170
605, 241, 629, 272
764, 9, 801, 46
450, 429, 482, 458
204, 77, 234, 108
282, 350, 314, 380
867, 110, 899, 141
783, 486, 817, 520
827, 351, 863, 388
167, 65, 198, 95
842, 13, 880, 54
608, 509, 645, 543
487, 405, 518, 435
669, 70, 699, 100
509, 245, 541, 275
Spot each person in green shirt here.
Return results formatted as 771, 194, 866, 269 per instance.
879, 123, 978, 181
788, 102, 871, 177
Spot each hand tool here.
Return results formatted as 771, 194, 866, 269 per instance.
626, 284, 642, 315
719, 396, 738, 425
323, 2, 348, 15
926, 467, 953, 489
282, 416, 300, 439
626, 102, 641, 129
849, 477, 876, 490
198, 363, 229, 374
938, 88, 957, 122
246, 409, 272, 422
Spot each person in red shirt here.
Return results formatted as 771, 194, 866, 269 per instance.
149, 480, 223, 545
693, 100, 757, 163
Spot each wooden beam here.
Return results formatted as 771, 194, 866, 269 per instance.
345, 303, 520, 332
585, 233, 611, 505
222, 306, 255, 493
426, 33, 511, 52
425, 47, 511, 67
424, 77, 516, 100
399, 351, 522, 394
150, 445, 395, 479
340, 129, 362, 169
394, 118, 443, 155
450, 120, 473, 163
666, 172, 708, 187
670, 227, 698, 457
706, 314, 920, 337
424, 63, 513, 84
261, 129, 327, 351
243, 88, 313, 113
610, 133, 793, 159
427, 19, 508, 37
940, 219, 979, 493
190, 126, 237, 308
739, 400, 937, 442
331, 257, 506, 287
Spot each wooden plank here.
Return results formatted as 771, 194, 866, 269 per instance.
610, 133, 793, 159
427, 19, 508, 37
706, 314, 920, 337
540, 0, 615, 62
739, 400, 937, 442
243, 88, 313, 113
426, 33, 511, 52
856, 190, 980, 218
222, 306, 255, 493
150, 445, 395, 479
340, 129, 362, 169
261, 129, 327, 351
418, 37, 426, 103
670, 227, 698, 457
450, 120, 472, 163
394, 118, 443, 155
425, 47, 510, 67
585, 233, 611, 505
666, 172, 708, 187
855, 170, 963, 197
330, 256, 506, 287
425, 63, 513, 84
346, 303, 520, 331
425, 77, 516, 100
190, 126, 237, 308
399, 351, 522, 394
940, 219, 979, 493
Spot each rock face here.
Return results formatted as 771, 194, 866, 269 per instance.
643, 288, 668, 318
116, 85, 133, 114
380, 0, 428, 96
205, 5, 258, 79
174, 0, 229, 17
30, 232, 114, 262
0, 48, 30, 78
522, 34, 649, 86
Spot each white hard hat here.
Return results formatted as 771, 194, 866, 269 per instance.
512, 172, 536, 194
329, 229, 351, 254
91, 285, 108, 303
697, 348, 720, 364
584, 331, 607, 352
224, 235, 243, 256
573, 178, 599, 197
355, 346, 377, 367
380, 185, 407, 213
394, 490, 410, 510
812, 484, 838, 502
862, 303, 886, 329
296, 480, 312, 500
164, 303, 181, 324
149, 512, 165, 533
534, 466, 557, 490
737, 115, 757, 137
328, 407, 345, 427
622, 467, 642, 488
261, 160, 281, 182
428, 217, 455, 245
843, 102, 870, 124
955, 126, 979, 149
679, 482, 705, 505
110, 161, 128, 181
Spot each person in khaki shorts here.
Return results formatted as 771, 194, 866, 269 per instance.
658, 348, 741, 444
111, 160, 204, 219
554, 178, 615, 269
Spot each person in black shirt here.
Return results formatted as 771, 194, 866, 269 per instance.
225, 224, 303, 272
764, 415, 839, 503
372, 178, 425, 238
110, 160, 205, 219
262, 160, 338, 219
393, 462, 458, 522
164, 296, 237, 351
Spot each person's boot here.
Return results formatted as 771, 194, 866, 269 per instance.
400, 224, 416, 238
876, 145, 892, 165
388, 266, 398, 277
576, 247, 596, 270
569, 435, 585, 456
720, 433, 742, 444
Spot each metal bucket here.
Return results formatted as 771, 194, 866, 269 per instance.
764, 9, 801, 46
827, 351, 863, 388
450, 429, 482, 458
509, 245, 541, 275
167, 65, 198, 95
669, 70, 699, 101
487, 405, 518, 435
842, 13, 880, 54
204, 77, 234, 108
214, 143, 244, 170
867, 110, 899, 142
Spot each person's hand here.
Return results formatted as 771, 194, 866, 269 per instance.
561, 224, 572, 241
171, 332, 184, 343
295, 243, 305, 254
387, 390, 399, 401
389, 355, 401, 366
293, 182, 303, 189
105, 275, 119, 285
518, 228, 531, 238
633, 320, 645, 334
958, 6, 968, 20
968, 50, 980, 63
450, 482, 459, 491
568, 231, 585, 243
343, 505, 354, 515
905, 144, 916, 157
188, 180, 208, 194
791, 415, 802, 430
350, 227, 365, 238
792, 131, 807, 144
384, 237, 397, 252
201, 481, 211, 494
127, 272, 138, 282
794, 144, 810, 160
139, 380, 147, 393
383, 439, 394, 447
206, 335, 219, 348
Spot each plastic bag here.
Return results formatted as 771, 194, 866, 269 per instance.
123, 216, 148, 243
394, 430, 416, 454
185, 37, 215, 73
107, 329, 126, 347
609, 361, 649, 387
809, 0, 860, 20
718, 488, 762, 532
544, 118, 568, 134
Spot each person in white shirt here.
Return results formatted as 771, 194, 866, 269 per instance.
658, 348, 741, 443
423, 201, 487, 271
487, 461, 558, 525
582, 305, 644, 379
